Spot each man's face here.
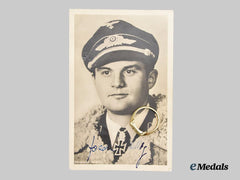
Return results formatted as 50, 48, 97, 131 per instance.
94, 61, 150, 115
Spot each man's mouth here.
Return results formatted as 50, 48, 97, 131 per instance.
108, 93, 128, 99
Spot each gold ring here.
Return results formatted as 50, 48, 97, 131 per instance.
130, 106, 160, 136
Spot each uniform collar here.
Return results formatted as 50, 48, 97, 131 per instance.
106, 105, 149, 147
97, 95, 157, 149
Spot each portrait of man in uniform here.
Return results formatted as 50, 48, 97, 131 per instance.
69, 10, 173, 171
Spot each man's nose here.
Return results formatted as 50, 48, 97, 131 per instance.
111, 73, 125, 88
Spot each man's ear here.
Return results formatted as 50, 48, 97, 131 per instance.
148, 69, 158, 89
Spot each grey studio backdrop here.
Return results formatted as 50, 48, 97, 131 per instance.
0, 0, 239, 179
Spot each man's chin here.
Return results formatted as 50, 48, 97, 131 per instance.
104, 101, 147, 115
106, 106, 134, 115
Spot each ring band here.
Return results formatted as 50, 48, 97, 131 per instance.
130, 106, 160, 136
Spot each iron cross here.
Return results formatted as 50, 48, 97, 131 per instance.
113, 140, 126, 156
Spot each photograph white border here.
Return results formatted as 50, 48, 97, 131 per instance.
69, 9, 173, 171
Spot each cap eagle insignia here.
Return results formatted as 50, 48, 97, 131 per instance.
95, 35, 136, 51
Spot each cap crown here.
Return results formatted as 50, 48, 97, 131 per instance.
82, 20, 159, 72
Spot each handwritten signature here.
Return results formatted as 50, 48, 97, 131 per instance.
136, 142, 147, 168
87, 136, 108, 162
87, 136, 147, 168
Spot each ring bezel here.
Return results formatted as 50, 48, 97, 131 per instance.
130, 106, 160, 136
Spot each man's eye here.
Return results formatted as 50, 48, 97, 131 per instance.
125, 69, 136, 76
101, 71, 111, 76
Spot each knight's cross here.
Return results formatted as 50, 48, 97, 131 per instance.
113, 140, 126, 156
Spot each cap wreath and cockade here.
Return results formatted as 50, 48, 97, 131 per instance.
82, 20, 159, 72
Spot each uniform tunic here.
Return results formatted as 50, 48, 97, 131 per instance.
74, 94, 168, 165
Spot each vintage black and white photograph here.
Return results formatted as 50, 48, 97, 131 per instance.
69, 9, 173, 171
